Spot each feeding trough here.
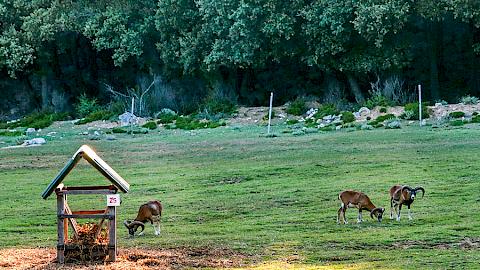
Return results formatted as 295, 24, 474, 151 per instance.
41, 145, 130, 263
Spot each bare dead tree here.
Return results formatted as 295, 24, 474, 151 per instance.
104, 75, 159, 116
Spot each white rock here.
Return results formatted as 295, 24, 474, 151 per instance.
22, 138, 46, 146
336, 126, 342, 130
358, 107, 370, 115
26, 128, 36, 134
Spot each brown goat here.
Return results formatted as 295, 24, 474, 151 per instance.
337, 190, 385, 224
124, 200, 162, 237
390, 185, 425, 221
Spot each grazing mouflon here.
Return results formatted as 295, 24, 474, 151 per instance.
124, 200, 162, 237
337, 190, 385, 224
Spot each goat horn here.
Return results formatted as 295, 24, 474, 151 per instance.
414, 187, 425, 197
370, 207, 383, 219
130, 221, 145, 234
401, 186, 412, 192
123, 220, 131, 228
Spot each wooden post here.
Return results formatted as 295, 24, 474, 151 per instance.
107, 206, 116, 261
418, 84, 422, 126
56, 193, 65, 263
267, 92, 274, 135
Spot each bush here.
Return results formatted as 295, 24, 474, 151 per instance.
286, 119, 299, 125
286, 98, 307, 116
0, 130, 23, 136
385, 119, 401, 129
460, 95, 479, 105
201, 97, 237, 115
370, 114, 396, 125
364, 95, 391, 109
75, 110, 115, 125
471, 115, 480, 123
450, 120, 465, 126
5, 111, 70, 129
379, 107, 387, 113
341, 111, 355, 123
263, 111, 276, 121
75, 93, 100, 117
157, 112, 178, 124
112, 127, 127, 133
174, 116, 225, 130
449, 111, 465, 118
314, 103, 339, 119
142, 121, 157, 130
401, 102, 429, 120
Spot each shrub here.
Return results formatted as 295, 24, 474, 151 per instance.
450, 120, 465, 126
286, 119, 299, 125
75, 110, 115, 125
370, 114, 396, 125
379, 107, 387, 113
460, 95, 479, 105
174, 116, 225, 130
473, 112, 479, 116
157, 112, 178, 124
286, 98, 307, 116
402, 110, 415, 120
341, 111, 355, 123
75, 93, 100, 117
314, 103, 339, 119
385, 119, 401, 129
142, 121, 157, 130
201, 97, 237, 115
364, 95, 391, 109
111, 127, 127, 133
449, 111, 465, 118
0, 130, 23, 136
471, 115, 480, 123
6, 111, 70, 129
401, 102, 429, 120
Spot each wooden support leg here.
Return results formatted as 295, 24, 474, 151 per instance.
108, 206, 116, 262
57, 193, 65, 264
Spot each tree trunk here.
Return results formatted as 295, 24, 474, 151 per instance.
41, 74, 50, 109
346, 73, 365, 104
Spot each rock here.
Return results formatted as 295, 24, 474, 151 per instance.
386, 120, 402, 129
358, 107, 370, 116
119, 112, 138, 126
22, 137, 46, 146
106, 135, 117, 141
278, 113, 286, 119
26, 128, 36, 134
353, 112, 361, 119
435, 103, 443, 107
335, 126, 342, 130
94, 131, 101, 136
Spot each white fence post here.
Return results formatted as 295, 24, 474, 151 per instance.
418, 85, 422, 126
267, 92, 274, 135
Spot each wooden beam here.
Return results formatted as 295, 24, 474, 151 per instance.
107, 206, 117, 261
59, 214, 114, 219
71, 210, 107, 215
56, 193, 65, 264
64, 202, 79, 237
63, 185, 117, 191
60, 190, 117, 195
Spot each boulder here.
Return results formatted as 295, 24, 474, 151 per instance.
22, 137, 46, 146
26, 128, 36, 134
119, 112, 138, 126
358, 107, 370, 116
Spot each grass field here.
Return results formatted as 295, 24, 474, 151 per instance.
0, 122, 479, 269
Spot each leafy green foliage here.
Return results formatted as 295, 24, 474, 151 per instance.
286, 119, 299, 125
364, 95, 391, 109
379, 107, 387, 113
286, 98, 307, 116
471, 115, 480, 123
174, 116, 225, 130
142, 121, 157, 130
314, 104, 339, 119
341, 111, 355, 123
2, 111, 69, 129
75, 94, 100, 118
0, 130, 23, 136
157, 113, 178, 124
201, 97, 237, 115
450, 120, 465, 126
75, 110, 115, 125
111, 127, 128, 133
460, 95, 479, 105
449, 111, 465, 118
402, 103, 429, 120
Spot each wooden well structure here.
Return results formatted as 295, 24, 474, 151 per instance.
41, 145, 130, 263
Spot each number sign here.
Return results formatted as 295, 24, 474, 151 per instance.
107, 194, 121, 206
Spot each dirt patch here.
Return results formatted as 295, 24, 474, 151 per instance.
0, 247, 250, 270
391, 238, 480, 250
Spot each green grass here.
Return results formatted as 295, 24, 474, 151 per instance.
0, 122, 479, 269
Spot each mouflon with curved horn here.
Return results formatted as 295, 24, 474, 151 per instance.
124, 200, 162, 237
390, 185, 425, 221
337, 190, 385, 224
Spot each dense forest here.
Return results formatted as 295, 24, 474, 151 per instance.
0, 0, 479, 118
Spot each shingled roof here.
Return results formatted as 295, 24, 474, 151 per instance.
41, 145, 130, 199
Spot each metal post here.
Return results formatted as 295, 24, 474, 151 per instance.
267, 92, 273, 135
418, 85, 422, 126
131, 97, 135, 115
